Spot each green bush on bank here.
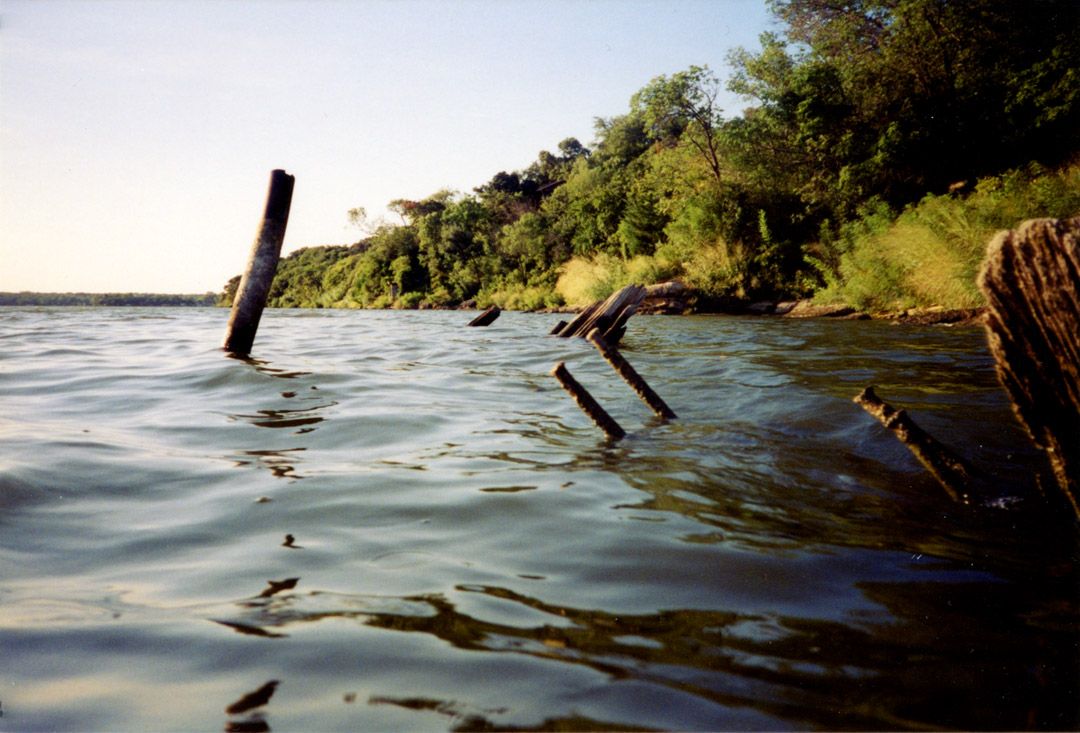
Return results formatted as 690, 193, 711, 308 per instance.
815, 163, 1080, 311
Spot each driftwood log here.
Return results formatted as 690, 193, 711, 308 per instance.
467, 306, 501, 327
978, 217, 1080, 519
854, 386, 973, 504
554, 284, 648, 345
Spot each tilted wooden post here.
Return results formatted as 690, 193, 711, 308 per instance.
223, 169, 295, 355
854, 386, 972, 504
978, 217, 1080, 518
587, 328, 677, 420
467, 306, 501, 327
551, 362, 625, 440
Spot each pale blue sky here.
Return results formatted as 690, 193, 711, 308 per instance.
1, 0, 775, 293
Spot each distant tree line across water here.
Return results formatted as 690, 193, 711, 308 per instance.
0, 292, 219, 307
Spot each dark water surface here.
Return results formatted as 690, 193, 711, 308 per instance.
1, 307, 1077, 731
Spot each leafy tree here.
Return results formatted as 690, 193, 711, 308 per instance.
732, 0, 1080, 216
632, 65, 726, 187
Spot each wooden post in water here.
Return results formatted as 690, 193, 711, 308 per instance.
854, 385, 972, 504
587, 328, 677, 420
557, 284, 647, 345
551, 362, 626, 440
467, 306, 501, 327
978, 217, 1080, 518
223, 169, 295, 355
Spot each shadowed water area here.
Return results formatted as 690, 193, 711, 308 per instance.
1, 307, 1077, 731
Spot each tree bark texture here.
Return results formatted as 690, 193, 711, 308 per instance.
978, 217, 1080, 518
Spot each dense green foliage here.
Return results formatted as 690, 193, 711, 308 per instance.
815, 163, 1080, 311
1, 292, 218, 307
238, 0, 1079, 312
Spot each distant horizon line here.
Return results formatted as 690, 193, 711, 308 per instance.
1, 289, 219, 295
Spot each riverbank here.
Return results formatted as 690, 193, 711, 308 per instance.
559, 280, 986, 326
395, 281, 987, 327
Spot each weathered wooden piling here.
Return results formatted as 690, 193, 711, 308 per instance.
551, 362, 626, 440
587, 328, 677, 420
601, 303, 638, 346
854, 386, 972, 504
223, 169, 295, 355
978, 217, 1080, 518
557, 300, 603, 337
557, 284, 648, 345
467, 306, 501, 327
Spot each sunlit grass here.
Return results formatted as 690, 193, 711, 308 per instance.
818, 162, 1080, 311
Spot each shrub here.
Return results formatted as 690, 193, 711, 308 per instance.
555, 255, 626, 306
394, 291, 425, 309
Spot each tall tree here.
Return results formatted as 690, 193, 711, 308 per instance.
631, 66, 727, 188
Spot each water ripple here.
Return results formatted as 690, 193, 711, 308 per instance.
1, 307, 1075, 731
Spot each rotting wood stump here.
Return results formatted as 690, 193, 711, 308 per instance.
978, 217, 1080, 519
555, 284, 647, 345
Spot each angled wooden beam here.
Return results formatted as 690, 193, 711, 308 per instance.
551, 362, 625, 440
467, 306, 501, 327
854, 386, 972, 504
557, 284, 647, 341
587, 329, 676, 420
223, 169, 295, 355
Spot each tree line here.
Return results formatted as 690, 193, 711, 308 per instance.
227, 0, 1079, 313
1, 292, 219, 307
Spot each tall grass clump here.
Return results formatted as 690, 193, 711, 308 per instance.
556, 237, 757, 306
817, 162, 1080, 311
677, 240, 753, 298
555, 254, 626, 306
554, 252, 685, 306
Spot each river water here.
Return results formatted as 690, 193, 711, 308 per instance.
1, 307, 1076, 731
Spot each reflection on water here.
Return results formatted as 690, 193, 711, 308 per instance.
210, 574, 1077, 730
233, 448, 307, 479
226, 679, 279, 714
225, 352, 312, 380
366, 696, 654, 732
257, 578, 300, 599
224, 679, 278, 732
230, 404, 333, 430
1, 308, 1076, 731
